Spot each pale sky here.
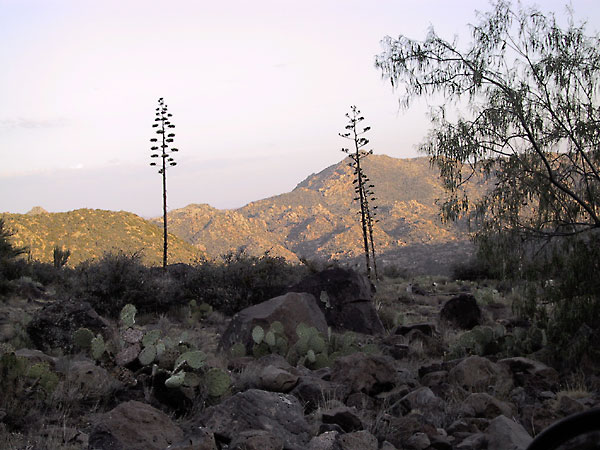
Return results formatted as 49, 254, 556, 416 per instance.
2, 0, 599, 217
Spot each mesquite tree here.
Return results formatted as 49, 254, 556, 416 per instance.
375, 1, 600, 239
149, 97, 178, 270
340, 106, 379, 279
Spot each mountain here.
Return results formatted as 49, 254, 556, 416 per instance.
2, 208, 204, 266
163, 155, 481, 273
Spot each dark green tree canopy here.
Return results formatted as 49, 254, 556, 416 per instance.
376, 0, 600, 237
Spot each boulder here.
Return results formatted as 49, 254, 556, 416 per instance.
27, 299, 110, 353
290, 376, 349, 412
287, 268, 384, 334
200, 389, 312, 450
229, 430, 284, 450
259, 365, 299, 393
88, 400, 184, 450
167, 427, 217, 450
497, 357, 559, 391
330, 352, 396, 397
320, 406, 364, 432
448, 356, 513, 396
439, 294, 481, 329
460, 393, 514, 419
336, 430, 379, 450
56, 358, 122, 402
220, 292, 328, 352
486, 415, 532, 450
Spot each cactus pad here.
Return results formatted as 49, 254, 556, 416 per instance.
138, 345, 157, 365
204, 367, 231, 397
252, 325, 265, 344
91, 335, 105, 360
73, 328, 94, 350
119, 304, 137, 328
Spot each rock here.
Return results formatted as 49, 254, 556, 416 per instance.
229, 430, 284, 450
556, 394, 586, 416
456, 433, 487, 450
56, 358, 122, 402
486, 415, 532, 450
405, 432, 430, 450
290, 376, 349, 412
461, 393, 514, 419
448, 356, 513, 396
497, 357, 559, 391
307, 431, 338, 450
201, 389, 311, 450
398, 386, 445, 413
519, 404, 560, 437
381, 334, 410, 359
321, 406, 364, 432
14, 348, 58, 368
27, 299, 110, 353
220, 292, 328, 352
335, 430, 379, 450
395, 322, 437, 336
439, 294, 481, 329
259, 365, 299, 393
167, 427, 217, 449
330, 352, 396, 397
89, 400, 184, 450
377, 415, 427, 448
287, 268, 384, 334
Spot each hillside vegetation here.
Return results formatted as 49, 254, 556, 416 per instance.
2, 208, 203, 266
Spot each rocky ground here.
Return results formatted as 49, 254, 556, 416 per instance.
0, 268, 599, 450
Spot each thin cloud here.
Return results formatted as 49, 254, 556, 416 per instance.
0, 117, 68, 129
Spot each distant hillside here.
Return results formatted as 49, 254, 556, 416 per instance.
2, 208, 204, 266
163, 155, 483, 274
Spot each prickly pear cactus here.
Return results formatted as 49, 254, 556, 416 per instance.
91, 334, 105, 360
203, 367, 231, 397
252, 325, 265, 345
120, 304, 137, 328
122, 327, 144, 344
175, 350, 206, 370
143, 329, 161, 347
270, 321, 284, 335
264, 330, 276, 347
73, 327, 94, 350
138, 345, 157, 366
165, 371, 186, 388
230, 342, 246, 358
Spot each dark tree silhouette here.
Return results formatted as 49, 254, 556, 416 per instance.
149, 98, 179, 270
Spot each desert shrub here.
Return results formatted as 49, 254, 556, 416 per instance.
451, 257, 494, 281
69, 251, 187, 317
173, 251, 307, 315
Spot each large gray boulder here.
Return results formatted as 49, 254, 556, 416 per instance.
486, 415, 532, 450
88, 400, 184, 450
287, 268, 384, 334
448, 356, 513, 396
200, 389, 312, 450
220, 292, 328, 352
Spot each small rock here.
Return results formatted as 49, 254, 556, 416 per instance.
405, 432, 430, 450
321, 406, 363, 432
259, 365, 299, 393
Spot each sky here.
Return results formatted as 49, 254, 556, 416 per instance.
2, 0, 599, 217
